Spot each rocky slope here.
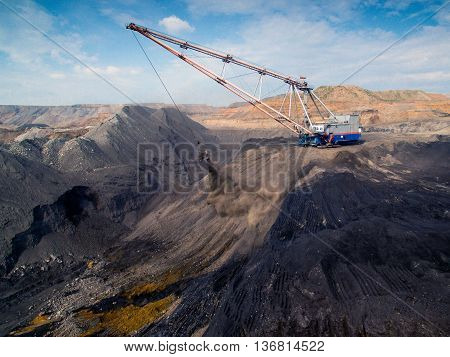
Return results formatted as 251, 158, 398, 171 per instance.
0, 105, 216, 277
1, 131, 449, 337
0, 104, 218, 129
0, 94, 449, 337
0, 104, 122, 128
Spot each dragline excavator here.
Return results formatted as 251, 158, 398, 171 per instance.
127, 23, 362, 147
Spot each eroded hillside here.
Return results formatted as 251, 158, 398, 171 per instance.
198, 86, 450, 132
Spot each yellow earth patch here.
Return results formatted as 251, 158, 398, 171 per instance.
78, 294, 176, 336
9, 314, 50, 336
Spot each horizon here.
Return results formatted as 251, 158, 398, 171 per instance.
0, 85, 448, 108
0, 1, 449, 106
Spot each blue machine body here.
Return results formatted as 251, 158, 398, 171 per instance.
329, 132, 361, 144
298, 114, 362, 147
298, 134, 325, 147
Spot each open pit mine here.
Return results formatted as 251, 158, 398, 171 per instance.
1, 18, 449, 339
0, 82, 449, 336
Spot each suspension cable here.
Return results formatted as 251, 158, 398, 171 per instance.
226, 71, 257, 80
131, 31, 185, 121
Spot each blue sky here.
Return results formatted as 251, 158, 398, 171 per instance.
0, 0, 449, 105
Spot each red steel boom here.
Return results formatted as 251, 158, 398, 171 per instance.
127, 23, 339, 135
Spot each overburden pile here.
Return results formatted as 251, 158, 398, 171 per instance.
0, 103, 449, 336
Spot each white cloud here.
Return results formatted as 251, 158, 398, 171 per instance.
49, 72, 66, 79
1, 0, 449, 106
402, 71, 450, 82
0, 1, 153, 105
176, 4, 450, 96
436, 9, 450, 24
158, 15, 194, 34
186, 0, 266, 15
0, 1, 94, 67
73, 64, 142, 76
100, 8, 148, 27
185, 0, 362, 22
